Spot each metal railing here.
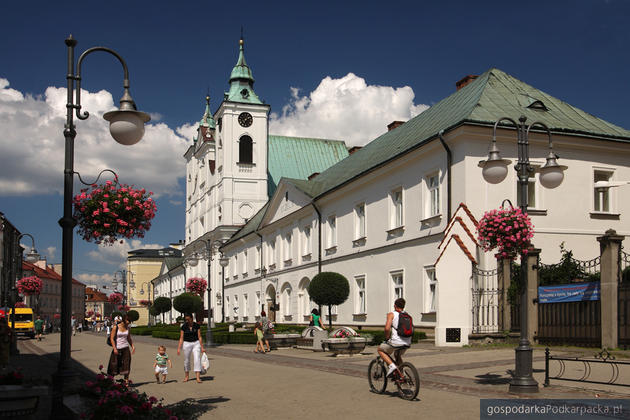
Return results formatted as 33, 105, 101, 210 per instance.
545, 348, 630, 387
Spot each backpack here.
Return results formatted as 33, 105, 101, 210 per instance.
396, 312, 414, 337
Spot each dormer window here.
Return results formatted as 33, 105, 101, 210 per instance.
241, 88, 250, 99
527, 100, 548, 111
239, 135, 253, 164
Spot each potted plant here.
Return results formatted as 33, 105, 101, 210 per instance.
477, 205, 534, 260
73, 178, 157, 245
16, 276, 42, 296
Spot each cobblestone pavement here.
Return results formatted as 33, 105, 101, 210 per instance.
14, 331, 630, 419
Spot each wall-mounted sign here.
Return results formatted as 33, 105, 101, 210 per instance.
538, 282, 600, 303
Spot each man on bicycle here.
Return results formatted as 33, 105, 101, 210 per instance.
377, 298, 412, 377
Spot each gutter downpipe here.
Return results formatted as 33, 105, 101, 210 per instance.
438, 130, 452, 220
310, 202, 322, 274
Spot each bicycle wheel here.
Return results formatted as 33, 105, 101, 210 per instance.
367, 359, 387, 394
395, 362, 420, 400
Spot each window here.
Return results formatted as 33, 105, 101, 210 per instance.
303, 226, 311, 255
298, 279, 310, 316
594, 170, 613, 212
427, 174, 440, 217
282, 286, 292, 317
239, 135, 253, 164
233, 295, 239, 317
355, 203, 366, 238
516, 168, 537, 209
392, 271, 404, 300
234, 254, 238, 277
255, 292, 261, 315
243, 294, 248, 317
391, 189, 403, 228
242, 250, 247, 274
226, 296, 231, 319
425, 267, 436, 313
327, 215, 337, 248
355, 275, 366, 314
269, 240, 276, 266
255, 246, 261, 270
284, 232, 292, 262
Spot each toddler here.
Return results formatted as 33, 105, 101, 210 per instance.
153, 345, 172, 383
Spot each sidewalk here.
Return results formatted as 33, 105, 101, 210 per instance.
15, 332, 630, 419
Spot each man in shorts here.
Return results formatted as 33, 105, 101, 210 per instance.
34, 315, 44, 341
377, 298, 412, 377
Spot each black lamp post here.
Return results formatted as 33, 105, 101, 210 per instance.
53, 35, 149, 417
185, 239, 229, 347
478, 115, 567, 393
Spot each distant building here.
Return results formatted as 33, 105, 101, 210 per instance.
85, 287, 113, 320
152, 256, 185, 324
0, 213, 22, 309
125, 246, 182, 325
22, 259, 86, 323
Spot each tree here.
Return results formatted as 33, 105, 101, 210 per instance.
173, 293, 203, 316
127, 310, 140, 323
153, 297, 172, 324
307, 272, 349, 329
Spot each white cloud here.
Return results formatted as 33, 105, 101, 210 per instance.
87, 239, 164, 268
45, 246, 56, 261
269, 73, 429, 147
169, 199, 183, 206
0, 78, 193, 196
76, 273, 116, 293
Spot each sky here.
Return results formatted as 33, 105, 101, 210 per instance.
1, 0, 629, 292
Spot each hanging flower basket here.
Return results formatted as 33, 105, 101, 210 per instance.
108, 293, 123, 305
53, 314, 61, 320
16, 276, 42, 296
86, 311, 94, 317
477, 205, 534, 259
139, 299, 151, 307
73, 179, 157, 245
186, 277, 207, 296
118, 305, 130, 312
14, 302, 26, 308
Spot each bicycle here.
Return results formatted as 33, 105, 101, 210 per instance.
368, 349, 420, 400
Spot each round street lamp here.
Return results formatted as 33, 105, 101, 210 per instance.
54, 35, 149, 417
478, 115, 567, 394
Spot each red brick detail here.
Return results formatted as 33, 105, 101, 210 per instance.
438, 217, 479, 250
435, 234, 477, 266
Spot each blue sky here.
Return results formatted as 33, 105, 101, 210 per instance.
1, 0, 629, 290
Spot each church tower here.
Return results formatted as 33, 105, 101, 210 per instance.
213, 37, 271, 229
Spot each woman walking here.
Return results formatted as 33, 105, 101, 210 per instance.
177, 313, 205, 383
107, 314, 135, 385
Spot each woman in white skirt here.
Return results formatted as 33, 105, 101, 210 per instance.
177, 313, 205, 383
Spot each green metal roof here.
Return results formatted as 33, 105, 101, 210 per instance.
267, 135, 349, 195
225, 67, 630, 245
225, 39, 262, 105
200, 95, 216, 129
164, 256, 184, 271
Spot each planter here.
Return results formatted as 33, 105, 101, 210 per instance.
296, 326, 328, 351
322, 337, 367, 355
0, 385, 49, 418
268, 333, 300, 349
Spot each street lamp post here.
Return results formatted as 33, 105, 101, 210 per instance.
54, 35, 149, 417
185, 239, 229, 347
11, 234, 39, 355
478, 115, 567, 394
139, 281, 153, 325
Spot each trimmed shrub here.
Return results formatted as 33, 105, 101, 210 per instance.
173, 293, 203, 315
111, 311, 123, 319
126, 310, 140, 322
308, 272, 350, 329
153, 297, 172, 324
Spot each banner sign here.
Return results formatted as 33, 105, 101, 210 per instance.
538, 282, 600, 303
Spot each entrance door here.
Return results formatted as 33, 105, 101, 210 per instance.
266, 284, 277, 322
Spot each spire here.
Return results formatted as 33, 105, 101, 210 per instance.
198, 95, 215, 134
225, 35, 263, 104
229, 37, 254, 84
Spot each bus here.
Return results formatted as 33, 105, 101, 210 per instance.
8, 307, 35, 338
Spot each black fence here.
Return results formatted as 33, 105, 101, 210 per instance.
538, 300, 601, 347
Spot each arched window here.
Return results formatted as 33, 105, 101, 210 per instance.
239, 135, 253, 164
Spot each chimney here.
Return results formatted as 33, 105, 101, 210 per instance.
34, 258, 47, 270
348, 146, 362, 155
387, 121, 405, 131
308, 172, 320, 180
52, 263, 62, 275
456, 75, 478, 91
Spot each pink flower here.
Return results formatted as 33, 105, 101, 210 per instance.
119, 406, 133, 415
98, 365, 103, 371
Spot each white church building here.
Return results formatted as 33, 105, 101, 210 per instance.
154, 38, 630, 342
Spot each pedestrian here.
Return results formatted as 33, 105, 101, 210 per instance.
107, 314, 135, 385
105, 319, 111, 336
153, 345, 172, 384
34, 315, 44, 341
259, 311, 271, 352
0, 317, 11, 368
177, 313, 205, 383
253, 322, 265, 353
77, 320, 82, 333
309, 308, 325, 329
71, 316, 76, 336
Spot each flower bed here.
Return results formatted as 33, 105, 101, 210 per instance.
73, 179, 157, 245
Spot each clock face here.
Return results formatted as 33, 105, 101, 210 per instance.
238, 112, 253, 128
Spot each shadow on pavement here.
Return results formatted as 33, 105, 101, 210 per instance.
164, 397, 229, 418
474, 372, 511, 385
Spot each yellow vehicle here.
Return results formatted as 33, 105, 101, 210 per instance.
8, 307, 35, 339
